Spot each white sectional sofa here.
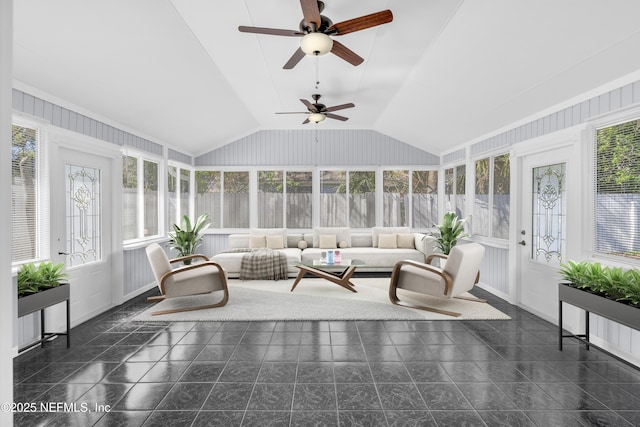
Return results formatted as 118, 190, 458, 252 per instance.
211, 227, 436, 279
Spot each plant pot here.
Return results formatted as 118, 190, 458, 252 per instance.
18, 283, 70, 317
559, 282, 640, 330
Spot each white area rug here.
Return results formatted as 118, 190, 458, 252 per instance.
134, 278, 510, 322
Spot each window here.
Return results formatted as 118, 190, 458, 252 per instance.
412, 170, 438, 228
320, 170, 375, 227
320, 171, 346, 227
382, 170, 438, 228
286, 171, 312, 228
223, 171, 249, 228
12, 123, 49, 263
383, 170, 408, 226
258, 170, 312, 228
594, 118, 640, 259
195, 171, 220, 228
258, 171, 283, 228
444, 165, 466, 219
122, 153, 161, 241
167, 164, 191, 228
474, 153, 510, 239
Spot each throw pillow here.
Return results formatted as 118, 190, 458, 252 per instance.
249, 235, 266, 249
319, 234, 337, 249
266, 235, 284, 249
378, 233, 398, 249
297, 240, 308, 249
313, 227, 351, 248
397, 233, 416, 249
372, 227, 410, 247
250, 228, 287, 248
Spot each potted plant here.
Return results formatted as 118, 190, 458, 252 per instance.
17, 261, 69, 318
429, 211, 470, 255
558, 261, 640, 345
168, 213, 211, 264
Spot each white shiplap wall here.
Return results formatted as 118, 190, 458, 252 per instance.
196, 129, 440, 166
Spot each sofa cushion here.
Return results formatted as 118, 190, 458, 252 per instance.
251, 228, 287, 248
319, 234, 337, 249
397, 233, 416, 249
266, 235, 284, 249
249, 235, 265, 248
378, 233, 397, 249
313, 227, 351, 248
372, 227, 410, 246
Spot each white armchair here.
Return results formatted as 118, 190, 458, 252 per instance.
146, 243, 229, 316
389, 243, 486, 317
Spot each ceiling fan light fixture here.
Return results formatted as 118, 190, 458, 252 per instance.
300, 32, 333, 56
309, 112, 326, 123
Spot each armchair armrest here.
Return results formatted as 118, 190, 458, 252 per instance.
425, 253, 448, 265
169, 254, 210, 264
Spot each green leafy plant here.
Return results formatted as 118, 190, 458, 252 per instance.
17, 261, 68, 298
168, 213, 211, 264
559, 260, 640, 306
429, 212, 470, 255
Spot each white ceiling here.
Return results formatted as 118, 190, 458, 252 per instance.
13, 0, 640, 157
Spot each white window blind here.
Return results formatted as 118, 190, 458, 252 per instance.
594, 118, 640, 259
11, 123, 49, 264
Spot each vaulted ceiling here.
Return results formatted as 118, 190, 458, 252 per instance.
13, 0, 640, 157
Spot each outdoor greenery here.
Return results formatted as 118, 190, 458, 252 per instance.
17, 261, 68, 298
429, 211, 470, 255
596, 119, 640, 193
168, 213, 211, 264
559, 260, 640, 305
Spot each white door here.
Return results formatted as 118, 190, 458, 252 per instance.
517, 147, 572, 321
52, 148, 113, 325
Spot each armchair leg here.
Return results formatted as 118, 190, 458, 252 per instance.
147, 296, 165, 302
454, 295, 487, 303
389, 284, 461, 317
150, 287, 229, 316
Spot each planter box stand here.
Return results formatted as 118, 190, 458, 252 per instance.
559, 283, 640, 352
18, 283, 70, 353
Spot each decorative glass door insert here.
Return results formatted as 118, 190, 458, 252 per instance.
532, 163, 566, 264
66, 164, 101, 266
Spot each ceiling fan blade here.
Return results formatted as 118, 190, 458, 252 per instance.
300, 99, 318, 113
238, 26, 303, 37
283, 47, 306, 69
300, 0, 321, 28
326, 113, 349, 121
328, 10, 393, 35
324, 103, 355, 113
330, 40, 364, 66
302, 118, 310, 124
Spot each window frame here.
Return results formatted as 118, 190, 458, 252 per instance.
471, 150, 511, 241
11, 115, 50, 267
121, 149, 164, 245
587, 109, 640, 265
381, 168, 439, 228
167, 160, 193, 229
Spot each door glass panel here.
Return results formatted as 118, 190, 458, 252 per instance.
532, 163, 566, 264
66, 164, 101, 266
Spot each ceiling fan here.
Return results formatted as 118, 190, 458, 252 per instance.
276, 94, 355, 124
239, 0, 393, 69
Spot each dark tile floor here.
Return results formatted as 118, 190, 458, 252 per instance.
13, 286, 640, 426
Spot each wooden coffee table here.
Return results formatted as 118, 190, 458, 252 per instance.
291, 259, 362, 293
